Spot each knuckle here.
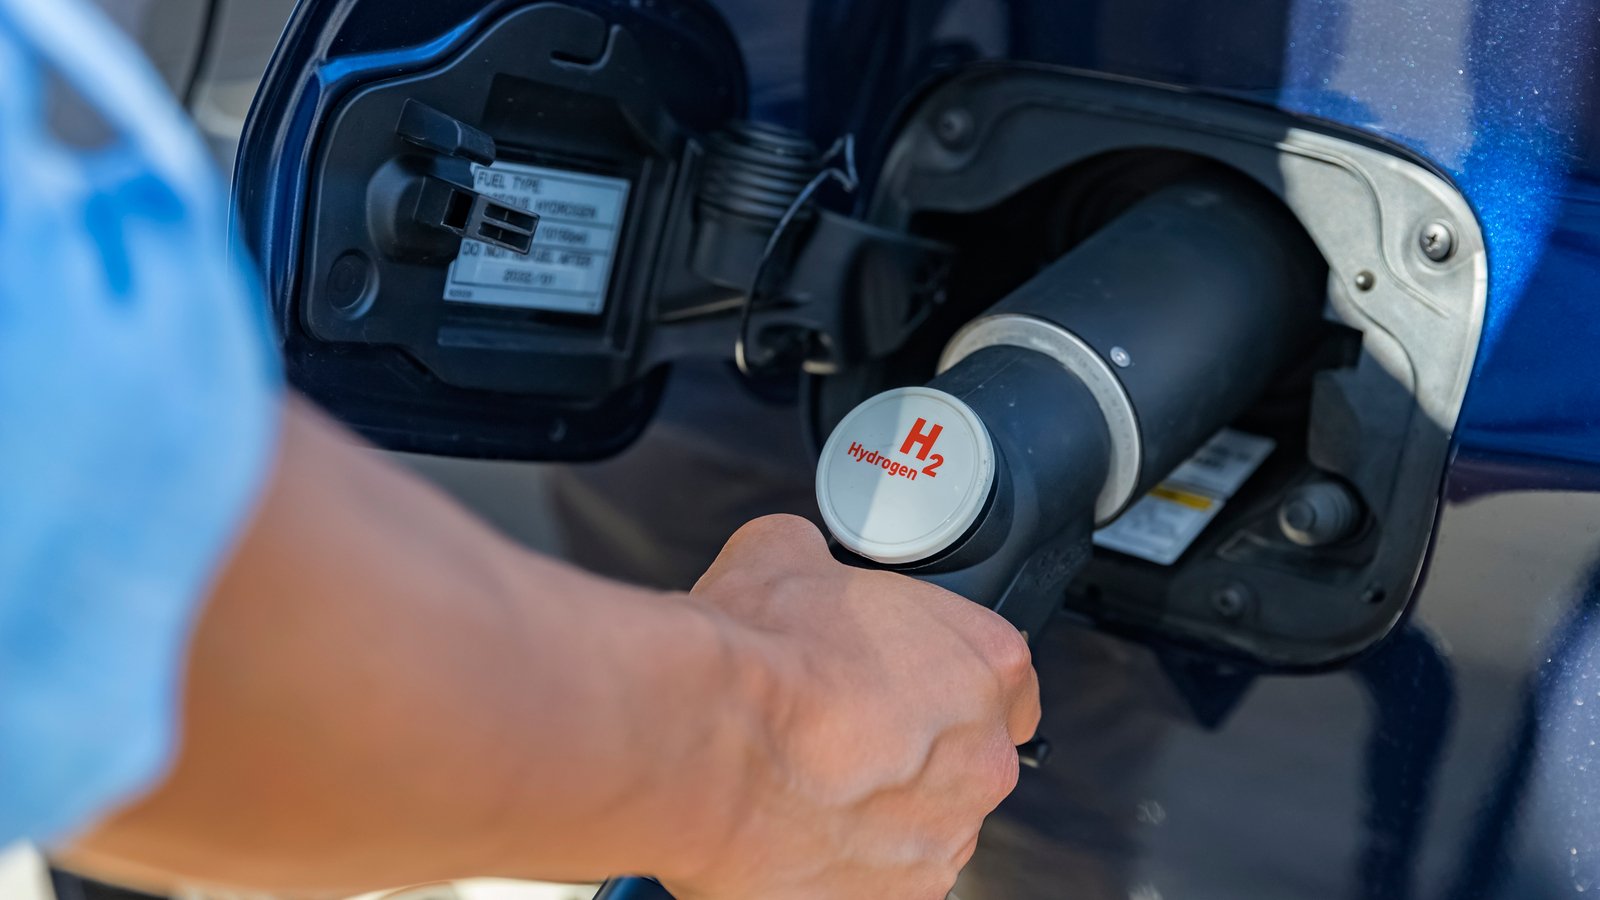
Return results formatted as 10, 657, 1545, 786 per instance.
1012, 664, 1042, 723
975, 617, 1033, 682
978, 738, 1022, 803
951, 832, 983, 869
1017, 699, 1043, 744
997, 753, 1022, 801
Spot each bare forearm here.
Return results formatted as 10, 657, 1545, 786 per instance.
66, 400, 754, 895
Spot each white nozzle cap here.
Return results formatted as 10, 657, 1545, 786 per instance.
816, 387, 997, 565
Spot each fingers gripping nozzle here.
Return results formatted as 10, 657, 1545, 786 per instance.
816, 176, 1325, 636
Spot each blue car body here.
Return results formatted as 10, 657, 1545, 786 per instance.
228, 1, 1600, 896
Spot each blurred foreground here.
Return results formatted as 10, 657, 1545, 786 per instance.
1, 846, 597, 900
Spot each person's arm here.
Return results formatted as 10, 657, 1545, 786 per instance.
63, 399, 1039, 900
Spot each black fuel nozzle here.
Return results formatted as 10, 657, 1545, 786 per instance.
816, 176, 1325, 639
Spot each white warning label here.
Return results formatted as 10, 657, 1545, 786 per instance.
1164, 429, 1276, 499
444, 162, 631, 314
1093, 429, 1275, 566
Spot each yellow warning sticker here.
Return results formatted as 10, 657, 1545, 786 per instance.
1148, 485, 1217, 511
1093, 428, 1275, 566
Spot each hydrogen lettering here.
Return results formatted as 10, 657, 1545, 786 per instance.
535, 199, 600, 220
846, 442, 919, 481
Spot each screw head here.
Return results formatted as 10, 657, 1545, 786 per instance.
1110, 346, 1133, 368
1419, 221, 1456, 263
934, 108, 974, 148
1210, 583, 1252, 620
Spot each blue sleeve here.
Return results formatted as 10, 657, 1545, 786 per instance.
0, 0, 281, 845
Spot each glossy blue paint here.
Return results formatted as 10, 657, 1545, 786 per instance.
705, 0, 1600, 462
231, 2, 1600, 897
238, 0, 1600, 464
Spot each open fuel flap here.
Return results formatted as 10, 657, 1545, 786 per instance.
236, 3, 1483, 670
235, 0, 946, 459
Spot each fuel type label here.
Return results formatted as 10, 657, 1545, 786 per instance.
444, 162, 631, 314
1093, 429, 1275, 566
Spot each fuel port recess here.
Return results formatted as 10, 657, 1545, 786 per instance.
822, 65, 1487, 667
818, 176, 1323, 640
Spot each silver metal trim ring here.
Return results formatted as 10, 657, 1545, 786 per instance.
938, 314, 1143, 525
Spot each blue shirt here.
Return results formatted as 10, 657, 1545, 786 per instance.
0, 0, 280, 844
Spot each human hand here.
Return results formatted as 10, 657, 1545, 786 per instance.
666, 515, 1040, 900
